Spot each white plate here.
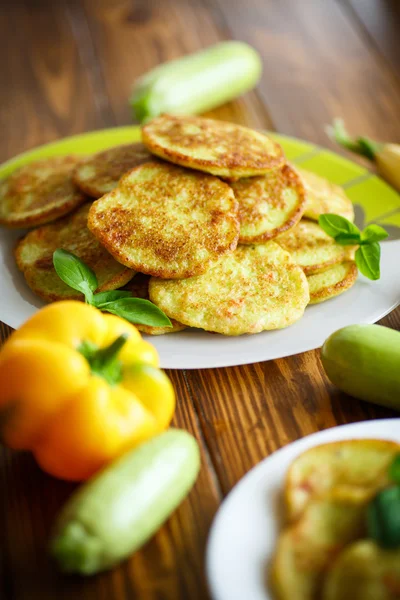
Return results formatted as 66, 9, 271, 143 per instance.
1, 126, 400, 369
206, 418, 400, 600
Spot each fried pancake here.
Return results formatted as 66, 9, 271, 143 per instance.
307, 262, 358, 304
123, 274, 186, 335
88, 161, 239, 279
149, 243, 309, 336
285, 440, 399, 522
322, 541, 400, 600
271, 499, 367, 600
0, 156, 86, 228
231, 163, 306, 244
296, 167, 355, 222
72, 143, 153, 198
276, 220, 356, 274
15, 204, 133, 302
142, 114, 285, 179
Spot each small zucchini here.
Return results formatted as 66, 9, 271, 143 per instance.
321, 324, 400, 409
130, 41, 262, 122
50, 429, 200, 575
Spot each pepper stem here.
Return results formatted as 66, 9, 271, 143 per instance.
81, 334, 129, 386
326, 118, 382, 161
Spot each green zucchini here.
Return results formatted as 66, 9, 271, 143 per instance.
321, 324, 400, 409
130, 41, 262, 122
50, 429, 200, 575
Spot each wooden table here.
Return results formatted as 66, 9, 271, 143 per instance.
1, 1, 399, 598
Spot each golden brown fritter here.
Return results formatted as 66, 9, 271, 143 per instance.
142, 114, 285, 179
72, 143, 153, 198
0, 156, 86, 228
123, 274, 186, 335
231, 163, 306, 244
307, 262, 358, 304
149, 243, 309, 336
276, 220, 356, 274
88, 161, 240, 279
15, 204, 134, 302
295, 167, 355, 222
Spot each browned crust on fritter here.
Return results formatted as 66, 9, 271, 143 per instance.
308, 262, 358, 304
87, 161, 240, 279
277, 219, 356, 275
122, 274, 186, 335
72, 143, 154, 198
234, 164, 306, 244
14, 204, 134, 302
0, 156, 87, 228
142, 114, 285, 177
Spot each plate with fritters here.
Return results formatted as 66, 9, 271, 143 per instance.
0, 126, 399, 368
206, 419, 400, 600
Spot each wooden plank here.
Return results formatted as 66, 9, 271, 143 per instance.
0, 0, 106, 163
343, 0, 400, 77
81, 0, 274, 129
211, 0, 400, 145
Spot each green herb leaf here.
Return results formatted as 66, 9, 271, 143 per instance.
92, 290, 133, 308
334, 233, 361, 246
367, 486, 400, 549
53, 249, 98, 303
355, 243, 381, 280
390, 455, 400, 485
361, 224, 389, 244
101, 297, 172, 328
318, 214, 361, 241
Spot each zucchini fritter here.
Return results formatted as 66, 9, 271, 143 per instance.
88, 161, 239, 279
307, 262, 358, 304
149, 243, 309, 336
73, 143, 153, 198
142, 114, 285, 179
15, 204, 133, 302
0, 156, 86, 228
277, 220, 356, 275
231, 163, 306, 244
296, 167, 355, 222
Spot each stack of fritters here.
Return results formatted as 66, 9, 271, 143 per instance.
2, 115, 358, 336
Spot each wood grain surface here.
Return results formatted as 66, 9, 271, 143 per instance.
0, 1, 399, 599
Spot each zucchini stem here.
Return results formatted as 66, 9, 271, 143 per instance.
326, 118, 383, 161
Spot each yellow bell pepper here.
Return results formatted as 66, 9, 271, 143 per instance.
0, 301, 175, 481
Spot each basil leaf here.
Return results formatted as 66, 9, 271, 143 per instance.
361, 224, 389, 244
53, 249, 98, 302
334, 233, 361, 246
102, 297, 172, 327
93, 290, 133, 307
390, 455, 400, 485
367, 486, 400, 549
318, 214, 361, 240
355, 243, 381, 280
